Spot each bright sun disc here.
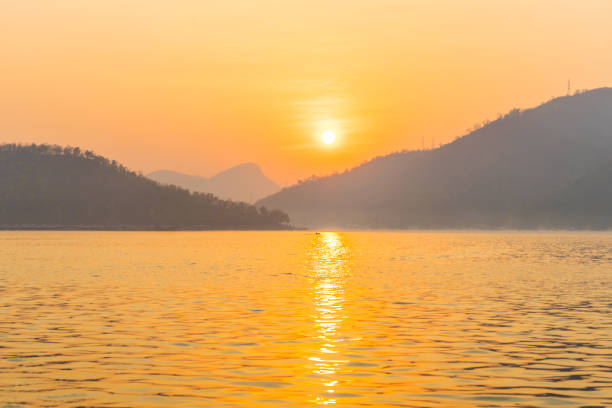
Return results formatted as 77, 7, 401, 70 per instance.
322, 130, 336, 145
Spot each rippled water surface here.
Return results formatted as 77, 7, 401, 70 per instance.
1, 231, 611, 407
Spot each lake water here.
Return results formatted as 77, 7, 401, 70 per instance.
0, 231, 611, 407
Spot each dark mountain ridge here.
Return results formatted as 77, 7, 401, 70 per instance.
258, 88, 612, 229
0, 144, 291, 229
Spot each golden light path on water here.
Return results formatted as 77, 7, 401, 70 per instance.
307, 232, 351, 405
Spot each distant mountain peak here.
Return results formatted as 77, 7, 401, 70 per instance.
235, 162, 260, 169
216, 162, 263, 177
147, 162, 280, 203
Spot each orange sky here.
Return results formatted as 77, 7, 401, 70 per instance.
1, 0, 611, 184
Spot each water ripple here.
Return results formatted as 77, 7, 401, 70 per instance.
0, 231, 610, 407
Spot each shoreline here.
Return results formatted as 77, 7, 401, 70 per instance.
0, 226, 608, 232
0, 225, 299, 231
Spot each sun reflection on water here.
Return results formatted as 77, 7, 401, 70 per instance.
307, 232, 351, 405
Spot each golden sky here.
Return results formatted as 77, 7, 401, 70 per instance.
1, 0, 611, 184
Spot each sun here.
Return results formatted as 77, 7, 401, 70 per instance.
321, 130, 336, 145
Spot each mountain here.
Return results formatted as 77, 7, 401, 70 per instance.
530, 159, 612, 227
0, 144, 290, 229
258, 88, 612, 229
147, 163, 280, 204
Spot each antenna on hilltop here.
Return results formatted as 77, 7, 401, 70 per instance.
567, 78, 571, 96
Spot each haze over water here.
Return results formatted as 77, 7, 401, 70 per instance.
1, 231, 611, 407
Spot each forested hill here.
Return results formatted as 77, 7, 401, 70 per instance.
258, 88, 612, 229
0, 144, 291, 229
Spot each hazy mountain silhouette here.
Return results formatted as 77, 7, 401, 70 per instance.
258, 88, 612, 229
148, 163, 280, 203
0, 144, 290, 229
527, 158, 612, 227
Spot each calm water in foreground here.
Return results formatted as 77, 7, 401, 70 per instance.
0, 231, 611, 407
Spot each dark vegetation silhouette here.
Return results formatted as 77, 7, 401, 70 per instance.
0, 144, 290, 229
258, 88, 612, 229
148, 163, 280, 204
